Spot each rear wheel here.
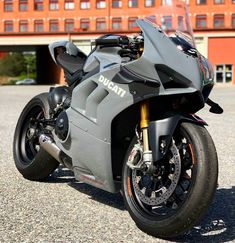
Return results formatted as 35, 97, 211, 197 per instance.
13, 93, 59, 180
122, 122, 218, 238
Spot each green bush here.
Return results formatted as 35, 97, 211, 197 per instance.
7, 79, 17, 85
0, 52, 36, 80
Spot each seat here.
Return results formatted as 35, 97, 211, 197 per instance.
55, 42, 87, 86
56, 52, 85, 75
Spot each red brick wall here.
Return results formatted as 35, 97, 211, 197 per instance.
1, 0, 235, 33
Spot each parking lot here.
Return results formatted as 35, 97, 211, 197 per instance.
0, 85, 234, 242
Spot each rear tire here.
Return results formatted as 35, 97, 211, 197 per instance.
13, 93, 59, 180
122, 122, 218, 238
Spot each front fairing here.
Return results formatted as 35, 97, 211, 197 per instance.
124, 1, 214, 97
124, 19, 204, 93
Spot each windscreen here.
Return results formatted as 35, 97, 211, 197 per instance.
144, 0, 195, 47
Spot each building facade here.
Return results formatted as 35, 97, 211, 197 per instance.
0, 0, 234, 84
191, 0, 235, 84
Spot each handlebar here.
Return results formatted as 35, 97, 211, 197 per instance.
94, 36, 129, 46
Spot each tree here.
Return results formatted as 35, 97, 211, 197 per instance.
24, 54, 36, 77
0, 52, 26, 76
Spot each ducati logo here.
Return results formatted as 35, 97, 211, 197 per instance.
98, 75, 126, 98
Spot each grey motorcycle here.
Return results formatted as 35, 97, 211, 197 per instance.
13, 2, 223, 238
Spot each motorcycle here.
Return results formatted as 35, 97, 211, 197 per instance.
13, 1, 223, 238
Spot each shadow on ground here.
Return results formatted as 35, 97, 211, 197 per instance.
47, 166, 125, 210
49, 166, 235, 242
174, 186, 235, 243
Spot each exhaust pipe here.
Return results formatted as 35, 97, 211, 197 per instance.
39, 134, 73, 169
39, 134, 62, 163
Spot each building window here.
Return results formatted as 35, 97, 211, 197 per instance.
162, 16, 172, 30
65, 0, 74, 9
19, 20, 28, 32
49, 0, 59, 10
196, 15, 207, 28
4, 20, 13, 32
214, 14, 224, 28
34, 20, 44, 32
96, 18, 106, 30
19, 0, 28, 11
196, 0, 207, 4
128, 0, 138, 7
96, 0, 106, 8
112, 0, 122, 8
214, 0, 224, 3
4, 0, 13, 11
80, 0, 90, 9
145, 0, 154, 7
34, 20, 43, 32
232, 14, 235, 28
162, 0, 172, 5
112, 17, 122, 30
215, 64, 233, 83
49, 19, 59, 32
178, 16, 185, 30
34, 0, 43, 10
128, 17, 138, 29
65, 19, 74, 32
80, 18, 90, 31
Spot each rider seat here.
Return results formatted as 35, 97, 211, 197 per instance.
55, 42, 87, 86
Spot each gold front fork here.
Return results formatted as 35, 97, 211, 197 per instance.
140, 100, 150, 152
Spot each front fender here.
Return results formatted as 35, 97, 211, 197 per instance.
148, 114, 207, 161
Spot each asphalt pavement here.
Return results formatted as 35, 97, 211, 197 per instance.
0, 85, 234, 243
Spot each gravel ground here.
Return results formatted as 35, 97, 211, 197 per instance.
0, 85, 234, 243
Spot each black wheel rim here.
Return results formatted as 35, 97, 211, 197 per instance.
128, 126, 197, 219
19, 106, 44, 165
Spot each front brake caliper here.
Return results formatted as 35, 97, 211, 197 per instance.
127, 143, 144, 170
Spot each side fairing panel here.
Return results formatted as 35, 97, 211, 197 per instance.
56, 66, 134, 192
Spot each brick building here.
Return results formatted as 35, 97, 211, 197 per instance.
0, 0, 234, 84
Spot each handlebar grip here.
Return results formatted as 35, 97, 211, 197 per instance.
95, 36, 129, 46
119, 36, 129, 45
95, 38, 119, 46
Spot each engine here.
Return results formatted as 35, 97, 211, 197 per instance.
48, 86, 71, 141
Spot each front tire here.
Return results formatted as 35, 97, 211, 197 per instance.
122, 122, 218, 238
13, 93, 59, 180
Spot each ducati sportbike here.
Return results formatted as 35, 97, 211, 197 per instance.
13, 2, 223, 238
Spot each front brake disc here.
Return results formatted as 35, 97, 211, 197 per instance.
132, 143, 181, 206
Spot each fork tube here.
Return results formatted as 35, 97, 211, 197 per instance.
140, 100, 150, 152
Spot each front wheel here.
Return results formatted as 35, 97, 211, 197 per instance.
122, 122, 218, 238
